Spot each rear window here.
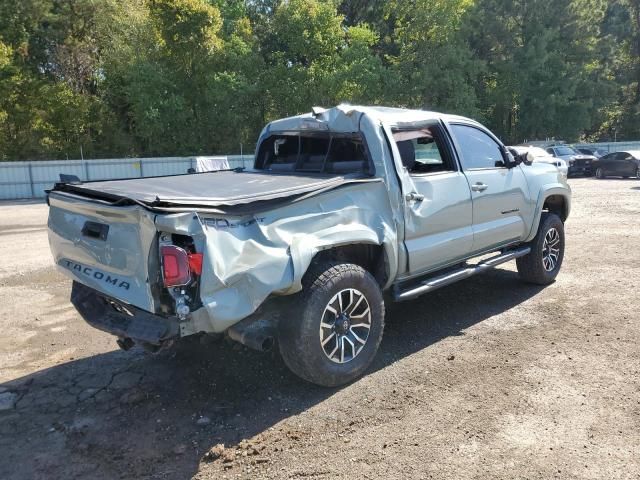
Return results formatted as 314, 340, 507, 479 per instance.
255, 133, 371, 175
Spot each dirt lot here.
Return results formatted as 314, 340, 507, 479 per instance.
0, 178, 638, 480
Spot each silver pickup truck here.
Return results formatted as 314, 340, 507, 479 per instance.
47, 105, 571, 386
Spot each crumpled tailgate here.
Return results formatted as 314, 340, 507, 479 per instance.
47, 192, 158, 312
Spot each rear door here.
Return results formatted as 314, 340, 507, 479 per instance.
393, 123, 474, 275
608, 153, 628, 176
448, 123, 531, 254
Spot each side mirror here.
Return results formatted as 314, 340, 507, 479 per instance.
503, 149, 518, 168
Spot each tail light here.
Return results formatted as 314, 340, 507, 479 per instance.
188, 253, 203, 275
161, 245, 191, 287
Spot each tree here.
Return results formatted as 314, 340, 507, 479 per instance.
465, 0, 615, 143
260, 0, 386, 119
384, 0, 481, 115
0, 0, 637, 159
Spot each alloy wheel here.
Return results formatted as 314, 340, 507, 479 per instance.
319, 288, 372, 364
542, 227, 561, 272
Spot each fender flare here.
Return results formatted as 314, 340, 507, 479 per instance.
525, 186, 571, 242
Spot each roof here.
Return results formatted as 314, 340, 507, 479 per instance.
263, 104, 480, 134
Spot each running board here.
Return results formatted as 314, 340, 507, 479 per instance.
393, 247, 531, 302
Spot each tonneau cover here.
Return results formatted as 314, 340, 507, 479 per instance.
51, 170, 370, 210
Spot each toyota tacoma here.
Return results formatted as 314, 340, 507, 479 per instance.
47, 105, 571, 386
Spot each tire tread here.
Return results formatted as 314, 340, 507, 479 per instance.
279, 261, 384, 386
516, 213, 564, 285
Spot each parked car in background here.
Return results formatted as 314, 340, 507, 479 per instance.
509, 146, 568, 177
576, 146, 606, 158
545, 145, 596, 177
594, 151, 640, 179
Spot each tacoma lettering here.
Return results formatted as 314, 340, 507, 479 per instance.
62, 260, 130, 290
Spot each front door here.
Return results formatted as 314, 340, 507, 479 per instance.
393, 124, 474, 275
448, 123, 531, 254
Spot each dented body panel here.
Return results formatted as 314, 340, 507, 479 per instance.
46, 105, 570, 343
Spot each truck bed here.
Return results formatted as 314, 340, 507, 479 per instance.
50, 170, 370, 211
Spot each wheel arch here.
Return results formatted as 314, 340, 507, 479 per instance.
287, 234, 397, 295
525, 188, 571, 242
543, 194, 569, 222
306, 243, 388, 287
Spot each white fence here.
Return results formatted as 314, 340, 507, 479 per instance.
2, 141, 639, 201
573, 141, 640, 154
0, 155, 252, 200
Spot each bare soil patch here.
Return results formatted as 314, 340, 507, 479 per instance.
0, 178, 638, 479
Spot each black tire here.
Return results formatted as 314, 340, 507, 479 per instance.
595, 167, 605, 179
278, 262, 384, 387
516, 213, 565, 285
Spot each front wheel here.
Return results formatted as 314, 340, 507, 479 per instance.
517, 213, 565, 285
278, 262, 384, 387
595, 167, 605, 179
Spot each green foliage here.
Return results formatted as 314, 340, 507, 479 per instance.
385, 0, 481, 115
465, 0, 617, 143
0, 0, 638, 160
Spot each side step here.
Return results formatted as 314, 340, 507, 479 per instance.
393, 247, 531, 302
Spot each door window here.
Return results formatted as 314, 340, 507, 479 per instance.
450, 124, 505, 170
392, 126, 456, 174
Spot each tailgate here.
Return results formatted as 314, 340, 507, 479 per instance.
47, 192, 158, 312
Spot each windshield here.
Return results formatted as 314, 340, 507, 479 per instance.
554, 146, 578, 156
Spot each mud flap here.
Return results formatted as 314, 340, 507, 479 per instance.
71, 281, 179, 345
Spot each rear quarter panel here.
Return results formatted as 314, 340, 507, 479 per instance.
155, 181, 399, 333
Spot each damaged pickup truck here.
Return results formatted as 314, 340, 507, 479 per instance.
47, 105, 571, 386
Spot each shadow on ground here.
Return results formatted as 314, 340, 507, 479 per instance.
0, 269, 544, 479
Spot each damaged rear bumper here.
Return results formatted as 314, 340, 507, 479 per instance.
71, 281, 179, 345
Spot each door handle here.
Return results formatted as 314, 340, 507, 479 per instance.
405, 192, 425, 202
471, 182, 488, 192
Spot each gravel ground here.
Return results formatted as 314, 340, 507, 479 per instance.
0, 178, 638, 480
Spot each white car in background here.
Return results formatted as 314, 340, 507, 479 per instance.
509, 146, 568, 177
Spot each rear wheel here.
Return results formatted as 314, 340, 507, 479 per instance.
517, 213, 565, 285
278, 262, 384, 387
636, 167, 640, 179
595, 167, 605, 179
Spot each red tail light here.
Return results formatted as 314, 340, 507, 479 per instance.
187, 253, 203, 275
161, 245, 191, 286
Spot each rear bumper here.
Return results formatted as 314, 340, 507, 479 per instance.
71, 281, 179, 345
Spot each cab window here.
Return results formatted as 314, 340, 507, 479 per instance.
392, 126, 456, 175
255, 133, 372, 175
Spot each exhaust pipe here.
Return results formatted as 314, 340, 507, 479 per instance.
227, 317, 275, 352
117, 337, 135, 351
